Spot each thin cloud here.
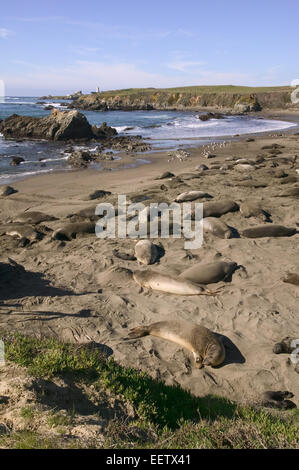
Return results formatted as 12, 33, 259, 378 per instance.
10, 16, 171, 41
0, 28, 11, 39
167, 61, 205, 72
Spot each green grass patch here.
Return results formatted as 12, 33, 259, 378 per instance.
1, 331, 298, 449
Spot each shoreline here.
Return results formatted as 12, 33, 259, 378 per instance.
2, 109, 299, 188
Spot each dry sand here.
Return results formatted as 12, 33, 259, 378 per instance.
0, 128, 298, 408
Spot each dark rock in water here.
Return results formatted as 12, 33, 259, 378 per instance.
0, 185, 18, 196
0, 109, 117, 142
44, 105, 54, 110
68, 150, 92, 168
92, 122, 117, 139
198, 112, 225, 121
246, 138, 255, 142
10, 157, 25, 166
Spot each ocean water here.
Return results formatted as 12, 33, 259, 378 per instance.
0, 96, 297, 184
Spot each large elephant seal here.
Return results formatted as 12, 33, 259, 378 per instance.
133, 269, 216, 295
52, 221, 95, 240
2, 224, 43, 245
175, 190, 212, 202
134, 240, 158, 265
201, 200, 239, 218
126, 320, 226, 368
241, 225, 296, 238
13, 211, 57, 225
179, 261, 237, 284
201, 217, 233, 239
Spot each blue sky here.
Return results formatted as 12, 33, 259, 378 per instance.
0, 0, 298, 95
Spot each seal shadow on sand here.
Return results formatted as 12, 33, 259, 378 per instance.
215, 333, 246, 367
0, 260, 90, 303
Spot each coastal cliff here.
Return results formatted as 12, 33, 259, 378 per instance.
64, 85, 297, 112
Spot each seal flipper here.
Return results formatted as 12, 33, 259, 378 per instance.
125, 326, 150, 340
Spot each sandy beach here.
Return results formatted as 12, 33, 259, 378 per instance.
1, 121, 298, 419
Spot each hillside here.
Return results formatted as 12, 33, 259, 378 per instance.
65, 85, 296, 112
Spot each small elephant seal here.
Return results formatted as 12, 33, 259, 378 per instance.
155, 171, 175, 180
112, 249, 136, 261
201, 217, 233, 239
273, 337, 298, 354
14, 211, 57, 225
283, 273, 299, 287
134, 240, 158, 265
202, 200, 239, 218
126, 320, 226, 368
175, 190, 212, 202
261, 391, 296, 410
179, 261, 237, 284
52, 222, 95, 241
241, 225, 296, 238
239, 200, 271, 221
133, 269, 216, 296
0, 185, 18, 197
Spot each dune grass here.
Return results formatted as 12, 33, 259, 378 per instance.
98, 85, 291, 97
0, 332, 298, 449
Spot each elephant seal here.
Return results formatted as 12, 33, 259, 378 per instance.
133, 269, 217, 296
201, 200, 239, 218
134, 240, 158, 265
179, 261, 237, 284
276, 187, 299, 198
14, 211, 57, 225
52, 222, 95, 241
175, 190, 212, 202
0, 185, 18, 197
3, 224, 43, 246
283, 273, 299, 287
239, 201, 271, 221
273, 337, 298, 354
201, 217, 233, 239
126, 320, 225, 368
155, 171, 175, 180
241, 225, 296, 238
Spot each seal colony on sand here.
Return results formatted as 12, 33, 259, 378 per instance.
126, 320, 226, 368
132, 269, 219, 295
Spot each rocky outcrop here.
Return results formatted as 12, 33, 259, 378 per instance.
0, 110, 117, 142
198, 112, 225, 121
68, 88, 296, 112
